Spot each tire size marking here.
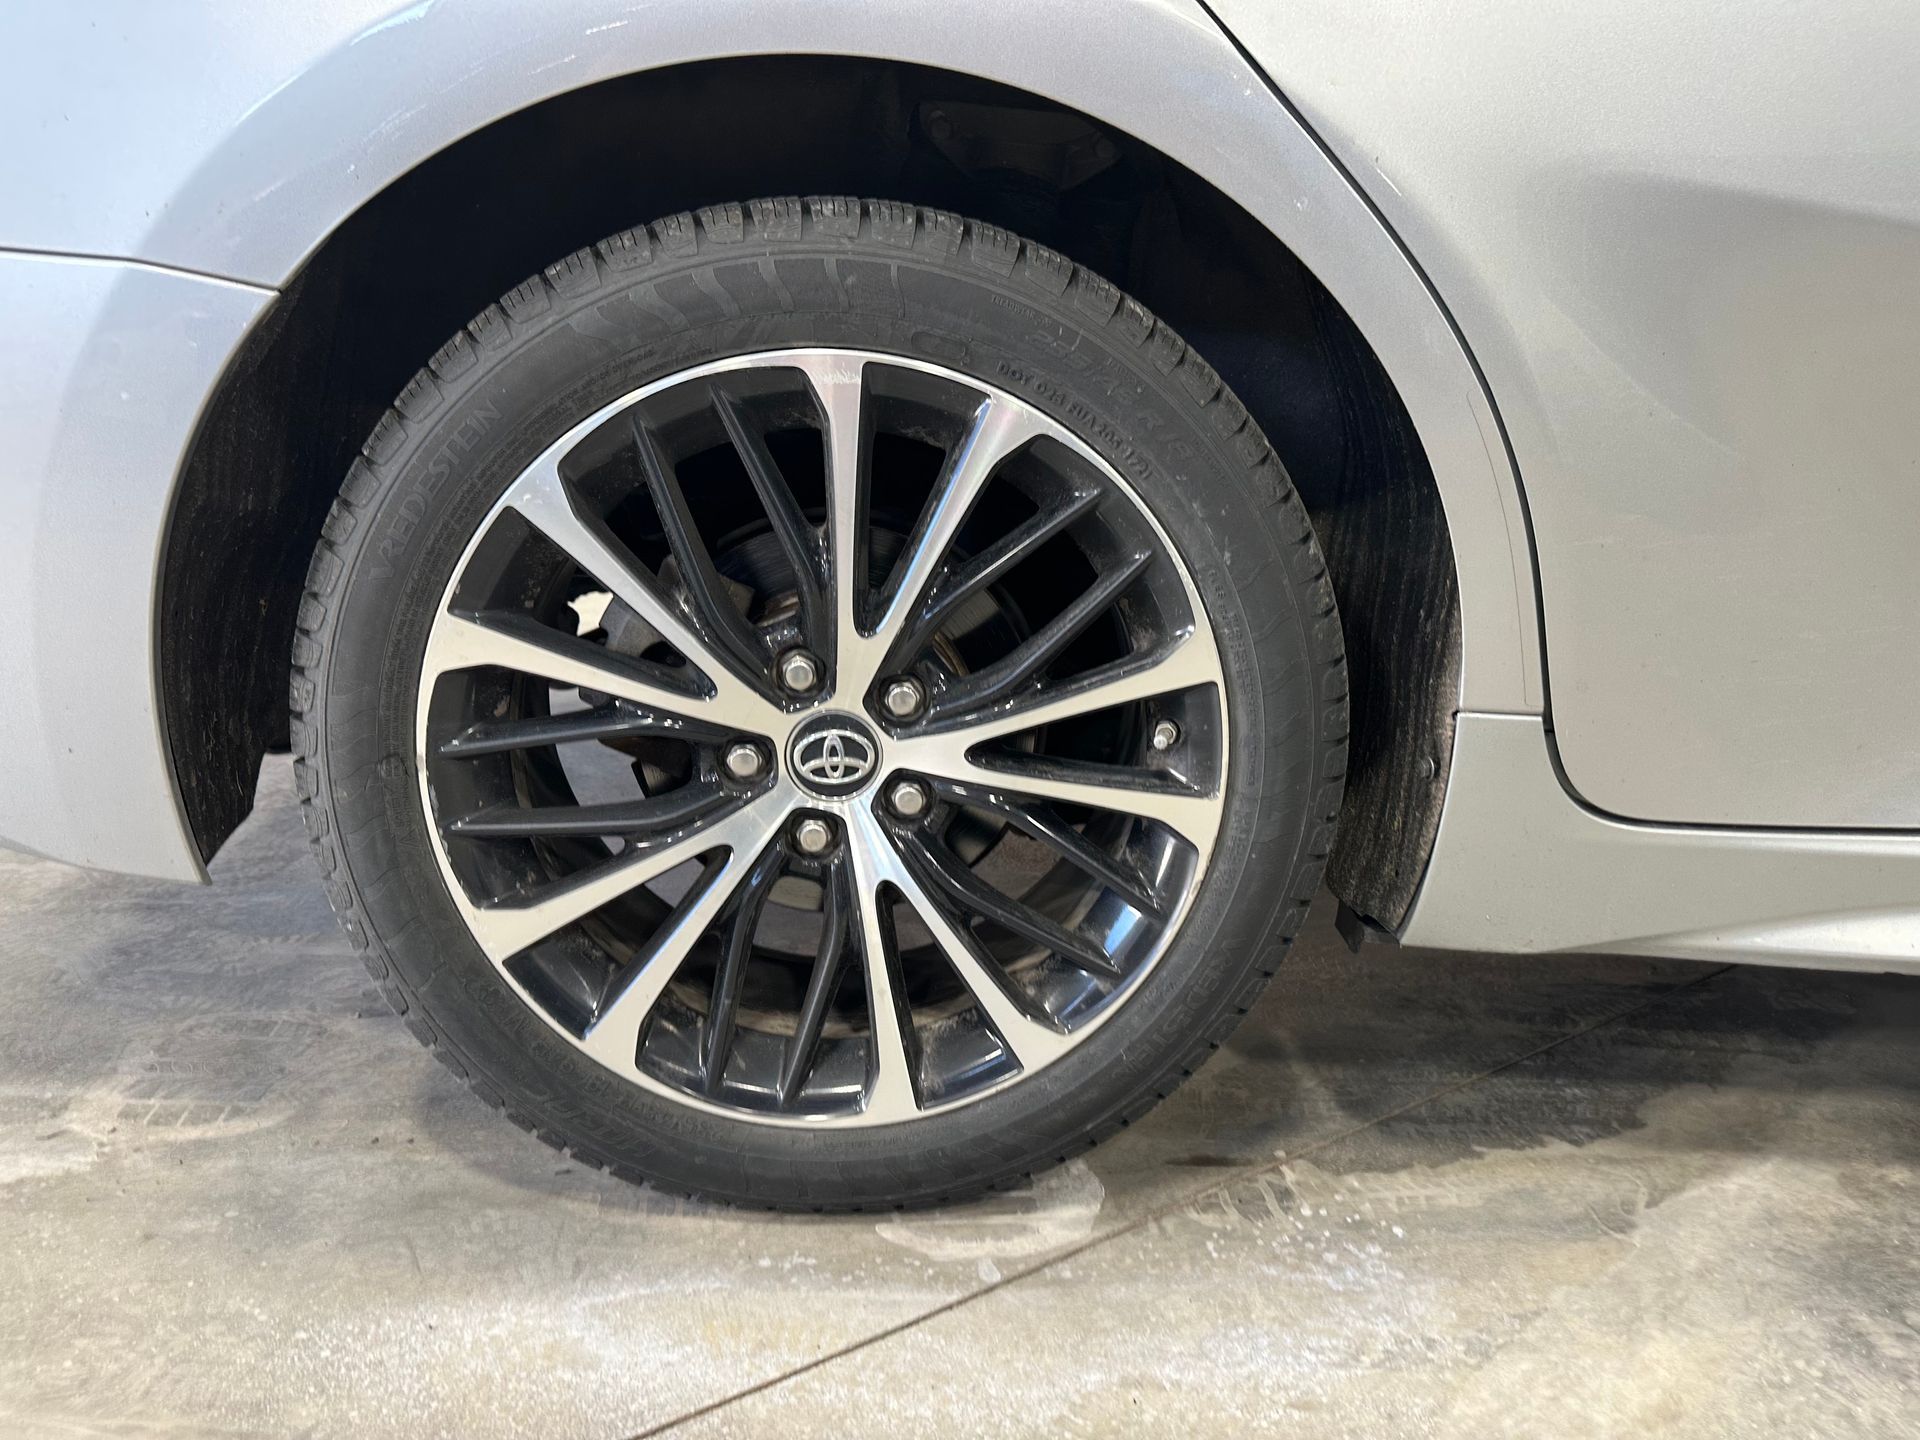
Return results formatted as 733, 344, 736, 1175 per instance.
372, 402, 501, 577
993, 360, 1158, 487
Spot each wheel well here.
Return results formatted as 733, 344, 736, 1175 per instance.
161, 54, 1458, 928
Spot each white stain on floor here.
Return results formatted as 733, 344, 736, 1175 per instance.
874, 1159, 1106, 1264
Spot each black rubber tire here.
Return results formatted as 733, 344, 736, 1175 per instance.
291, 197, 1347, 1210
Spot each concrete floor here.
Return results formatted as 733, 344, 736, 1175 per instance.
2, 761, 1916, 1439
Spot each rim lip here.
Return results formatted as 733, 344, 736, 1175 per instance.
413, 346, 1230, 1129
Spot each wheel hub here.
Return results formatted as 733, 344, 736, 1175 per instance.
786, 712, 882, 799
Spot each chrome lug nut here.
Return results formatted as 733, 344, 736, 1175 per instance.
777, 649, 822, 695
880, 676, 926, 720
723, 741, 766, 781
887, 779, 931, 819
1150, 719, 1181, 752
792, 816, 835, 856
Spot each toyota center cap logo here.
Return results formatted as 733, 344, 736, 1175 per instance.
789, 714, 879, 797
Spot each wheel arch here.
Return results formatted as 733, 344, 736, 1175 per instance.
160, 38, 1531, 929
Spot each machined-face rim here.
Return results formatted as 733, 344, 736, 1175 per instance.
413, 349, 1228, 1128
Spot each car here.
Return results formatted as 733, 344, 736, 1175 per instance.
4, 0, 1917, 1209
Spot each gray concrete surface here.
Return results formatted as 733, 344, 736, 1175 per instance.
2, 759, 1916, 1439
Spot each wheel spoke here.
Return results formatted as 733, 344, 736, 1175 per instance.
712, 384, 828, 652
846, 811, 920, 1121
857, 812, 1075, 1070
869, 398, 1041, 656
445, 782, 733, 839
424, 608, 791, 748
499, 458, 783, 729
701, 836, 787, 1095
462, 791, 780, 964
791, 354, 878, 691
913, 631, 1218, 745
437, 701, 733, 758
778, 854, 853, 1107
926, 778, 1163, 917
577, 800, 785, 1071
630, 416, 769, 678
892, 830, 1121, 979
425, 611, 713, 715
923, 549, 1151, 723
900, 751, 1218, 847
884, 485, 1102, 669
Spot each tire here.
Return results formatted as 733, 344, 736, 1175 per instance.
292, 197, 1346, 1209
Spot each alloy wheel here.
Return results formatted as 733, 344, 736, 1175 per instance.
414, 348, 1228, 1126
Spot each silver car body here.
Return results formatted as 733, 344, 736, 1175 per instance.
2, 0, 1915, 972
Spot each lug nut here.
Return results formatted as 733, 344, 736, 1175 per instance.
792, 816, 835, 856
777, 650, 822, 695
881, 676, 926, 720
723, 741, 766, 781
1150, 720, 1181, 752
887, 779, 931, 819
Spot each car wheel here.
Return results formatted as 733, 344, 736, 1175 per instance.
292, 197, 1346, 1209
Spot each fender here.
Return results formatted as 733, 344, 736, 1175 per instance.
0, 0, 1542, 883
